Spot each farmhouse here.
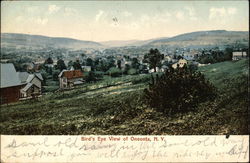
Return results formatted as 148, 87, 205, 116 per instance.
172, 59, 188, 69
17, 72, 44, 98
81, 66, 91, 72
58, 70, 84, 89
0, 63, 22, 104
232, 52, 247, 60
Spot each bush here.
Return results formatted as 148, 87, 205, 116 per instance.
85, 71, 103, 82
106, 67, 122, 77
128, 68, 138, 75
144, 66, 217, 115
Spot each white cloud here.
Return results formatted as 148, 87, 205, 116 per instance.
95, 10, 104, 22
36, 18, 48, 25
122, 11, 132, 17
48, 5, 60, 14
185, 7, 198, 21
209, 7, 237, 20
26, 6, 39, 13
227, 7, 237, 15
64, 7, 77, 16
175, 11, 184, 20
15, 16, 23, 22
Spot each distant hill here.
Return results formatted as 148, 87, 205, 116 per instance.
1, 30, 249, 50
1, 33, 104, 50
148, 30, 249, 48
101, 37, 169, 47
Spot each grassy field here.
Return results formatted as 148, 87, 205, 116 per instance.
0, 59, 249, 135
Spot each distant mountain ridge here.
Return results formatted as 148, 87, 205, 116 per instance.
101, 37, 169, 47
148, 30, 249, 47
1, 33, 103, 50
1, 30, 249, 50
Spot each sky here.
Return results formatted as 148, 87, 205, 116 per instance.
1, 1, 249, 42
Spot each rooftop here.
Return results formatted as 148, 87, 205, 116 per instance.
0, 63, 21, 88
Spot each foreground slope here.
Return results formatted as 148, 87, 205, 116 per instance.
0, 59, 248, 135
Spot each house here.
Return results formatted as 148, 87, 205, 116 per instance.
58, 70, 84, 89
81, 66, 91, 72
0, 63, 22, 104
17, 72, 44, 98
232, 52, 247, 60
172, 59, 188, 69
149, 67, 165, 73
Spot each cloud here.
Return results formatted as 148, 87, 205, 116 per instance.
175, 11, 184, 20
15, 16, 23, 22
64, 7, 77, 16
185, 7, 198, 21
122, 11, 132, 17
209, 7, 237, 20
95, 10, 104, 22
48, 5, 60, 14
35, 18, 48, 25
26, 6, 39, 13
227, 7, 237, 15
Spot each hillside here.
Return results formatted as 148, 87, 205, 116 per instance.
148, 30, 249, 48
0, 59, 248, 135
1, 33, 104, 50
2, 30, 247, 50
101, 37, 169, 47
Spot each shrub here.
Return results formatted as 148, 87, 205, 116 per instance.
106, 67, 122, 77
85, 71, 104, 82
128, 68, 138, 75
144, 66, 217, 115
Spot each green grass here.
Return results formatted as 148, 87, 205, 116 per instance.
0, 59, 248, 135
199, 59, 249, 89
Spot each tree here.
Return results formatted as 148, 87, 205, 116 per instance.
56, 59, 67, 71
52, 69, 61, 81
68, 60, 74, 69
124, 64, 131, 74
45, 57, 53, 64
131, 58, 140, 69
143, 48, 164, 72
86, 58, 93, 67
73, 60, 82, 70
128, 68, 138, 75
106, 67, 122, 77
117, 60, 122, 69
144, 66, 217, 115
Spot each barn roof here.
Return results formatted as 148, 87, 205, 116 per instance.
26, 74, 35, 83
17, 72, 30, 83
0, 63, 21, 88
58, 70, 83, 79
35, 73, 43, 81
21, 82, 39, 92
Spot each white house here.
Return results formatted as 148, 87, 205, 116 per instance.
17, 72, 43, 98
232, 52, 247, 60
172, 59, 188, 69
81, 66, 91, 72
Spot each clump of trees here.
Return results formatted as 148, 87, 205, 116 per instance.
144, 66, 217, 115
106, 67, 122, 77
143, 48, 164, 72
